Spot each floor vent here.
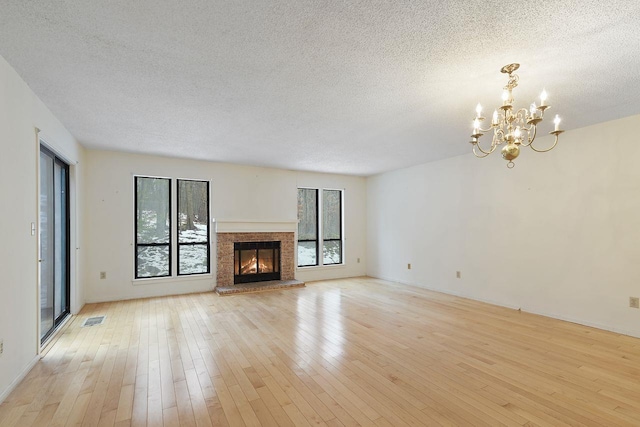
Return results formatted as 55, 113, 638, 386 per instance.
81, 316, 106, 327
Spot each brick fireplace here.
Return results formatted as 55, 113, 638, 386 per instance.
216, 231, 295, 287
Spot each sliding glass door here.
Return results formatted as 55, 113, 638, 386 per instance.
39, 146, 70, 343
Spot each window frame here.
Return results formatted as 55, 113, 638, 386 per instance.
176, 179, 211, 276
321, 189, 343, 266
297, 188, 319, 267
297, 187, 344, 268
134, 176, 172, 279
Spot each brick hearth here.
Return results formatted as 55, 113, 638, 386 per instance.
216, 232, 295, 287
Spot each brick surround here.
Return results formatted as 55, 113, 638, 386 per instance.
216, 232, 295, 287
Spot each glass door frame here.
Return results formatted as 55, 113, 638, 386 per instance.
39, 144, 71, 345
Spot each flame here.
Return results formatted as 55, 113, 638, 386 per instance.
239, 255, 274, 275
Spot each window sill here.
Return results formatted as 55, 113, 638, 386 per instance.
132, 273, 213, 286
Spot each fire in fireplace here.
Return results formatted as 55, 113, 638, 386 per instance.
234, 241, 281, 284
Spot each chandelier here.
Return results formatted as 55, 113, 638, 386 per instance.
469, 63, 563, 168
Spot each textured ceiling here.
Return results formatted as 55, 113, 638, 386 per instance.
1, 1, 640, 175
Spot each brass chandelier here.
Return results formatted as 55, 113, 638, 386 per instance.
469, 63, 563, 168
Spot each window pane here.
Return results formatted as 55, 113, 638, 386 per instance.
323, 240, 342, 265
179, 244, 208, 275
297, 189, 317, 240
323, 190, 341, 240
137, 246, 170, 277
178, 179, 210, 276
298, 241, 317, 266
39, 151, 54, 337
178, 180, 209, 243
136, 177, 170, 244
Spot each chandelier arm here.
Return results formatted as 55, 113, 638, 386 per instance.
538, 106, 548, 119
473, 133, 498, 157
521, 125, 537, 147
473, 134, 500, 155
472, 145, 492, 158
473, 141, 494, 155
529, 133, 559, 153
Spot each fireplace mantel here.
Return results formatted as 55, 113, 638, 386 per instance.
213, 219, 298, 233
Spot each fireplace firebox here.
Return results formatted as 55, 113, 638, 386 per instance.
234, 241, 281, 284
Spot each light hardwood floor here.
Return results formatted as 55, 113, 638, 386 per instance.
1, 277, 640, 426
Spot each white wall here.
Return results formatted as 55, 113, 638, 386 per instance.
0, 55, 84, 401
83, 150, 367, 302
367, 114, 640, 338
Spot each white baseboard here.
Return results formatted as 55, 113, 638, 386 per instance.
84, 285, 215, 304
368, 275, 640, 340
0, 355, 40, 404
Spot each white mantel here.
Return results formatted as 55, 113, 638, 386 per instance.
213, 219, 298, 233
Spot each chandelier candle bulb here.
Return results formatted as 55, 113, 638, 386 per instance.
530, 103, 537, 118
554, 115, 561, 131
476, 103, 482, 118
492, 109, 499, 125
540, 89, 548, 107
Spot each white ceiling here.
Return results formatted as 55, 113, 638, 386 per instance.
1, 1, 639, 176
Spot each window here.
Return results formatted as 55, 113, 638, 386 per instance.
135, 177, 171, 278
134, 176, 210, 279
322, 189, 342, 265
297, 188, 343, 267
177, 179, 210, 275
297, 188, 318, 266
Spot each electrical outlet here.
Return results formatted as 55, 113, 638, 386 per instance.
357, 258, 360, 263
0, 339, 3, 355
456, 271, 461, 279
630, 297, 639, 309
407, 263, 411, 270
100, 272, 107, 280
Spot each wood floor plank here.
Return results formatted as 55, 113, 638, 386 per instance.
254, 386, 295, 427
130, 374, 148, 427
0, 404, 28, 427
2, 277, 640, 426
115, 384, 135, 423
173, 379, 196, 427
96, 409, 116, 427
64, 392, 92, 427
31, 403, 60, 427
162, 406, 179, 427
